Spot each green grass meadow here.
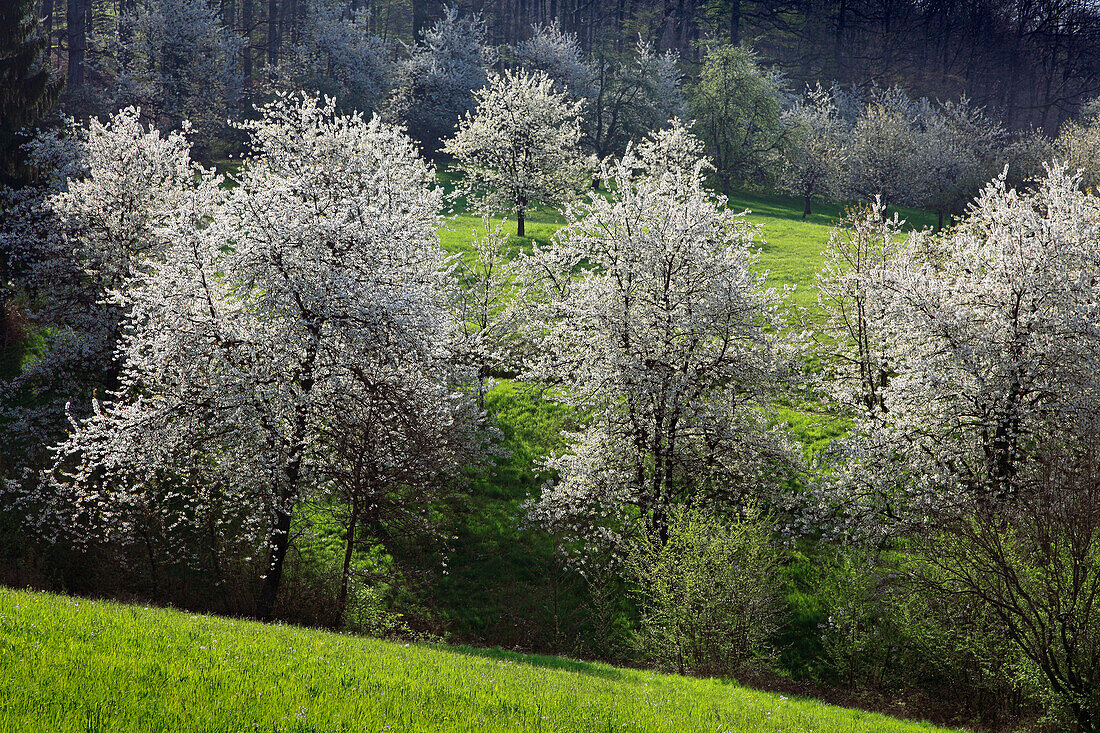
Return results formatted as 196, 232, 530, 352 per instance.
0, 588, 962, 733
438, 180, 937, 316
729, 191, 935, 312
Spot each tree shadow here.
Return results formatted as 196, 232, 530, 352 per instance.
438, 644, 631, 682
727, 189, 938, 230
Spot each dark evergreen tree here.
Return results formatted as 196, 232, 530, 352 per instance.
0, 0, 61, 187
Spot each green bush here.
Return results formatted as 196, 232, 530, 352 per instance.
625, 503, 781, 676
816, 552, 905, 689
813, 548, 1045, 728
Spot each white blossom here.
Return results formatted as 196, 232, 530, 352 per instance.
1, 108, 215, 483
844, 86, 926, 208
98, 0, 243, 143
392, 5, 496, 148
272, 1, 392, 113
779, 84, 847, 218
37, 94, 466, 619
919, 97, 1006, 226
584, 38, 684, 162
524, 131, 801, 560
513, 21, 595, 100
1003, 128, 1056, 191
814, 165, 1100, 541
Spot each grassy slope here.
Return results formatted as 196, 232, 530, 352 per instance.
438, 183, 937, 315
0, 181, 941, 730
0, 589, 961, 733
728, 191, 936, 312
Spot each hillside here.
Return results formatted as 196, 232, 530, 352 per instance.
441, 187, 937, 313
0, 588, 962, 733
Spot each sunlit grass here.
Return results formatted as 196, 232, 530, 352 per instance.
435, 174, 936, 317
0, 588, 962, 733
726, 190, 936, 314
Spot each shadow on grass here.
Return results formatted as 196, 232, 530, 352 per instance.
440, 644, 631, 682
727, 189, 938, 231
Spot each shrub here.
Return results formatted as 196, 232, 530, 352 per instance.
624, 503, 781, 676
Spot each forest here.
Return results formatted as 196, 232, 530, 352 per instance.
3, 0, 1100, 730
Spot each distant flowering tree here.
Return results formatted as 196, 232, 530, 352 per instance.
583, 38, 684, 166
779, 84, 847, 218
37, 95, 468, 620
525, 124, 800, 561
98, 0, 243, 143
393, 6, 495, 150
828, 82, 866, 126
814, 198, 906, 416
1056, 99, 1100, 192
450, 215, 525, 403
513, 21, 595, 100
844, 86, 926, 208
274, 0, 393, 113
690, 44, 788, 190
920, 98, 1006, 228
1003, 128, 1055, 191
444, 69, 588, 236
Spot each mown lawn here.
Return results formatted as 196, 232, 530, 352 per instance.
0, 588, 962, 733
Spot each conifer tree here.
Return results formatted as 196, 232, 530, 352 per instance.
0, 0, 61, 186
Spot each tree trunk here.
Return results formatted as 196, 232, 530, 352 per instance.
42, 0, 53, 65
256, 497, 293, 621
222, 0, 235, 35
65, 0, 86, 88
241, 0, 253, 95
287, 0, 298, 45
207, 507, 225, 600
119, 0, 134, 70
517, 204, 525, 237
142, 529, 160, 598
256, 340, 318, 621
803, 194, 812, 219
412, 0, 429, 39
267, 0, 278, 69
335, 496, 359, 629
834, 0, 847, 77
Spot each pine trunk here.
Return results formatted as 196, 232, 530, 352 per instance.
241, 0, 253, 94
267, 0, 278, 69
65, 0, 86, 88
